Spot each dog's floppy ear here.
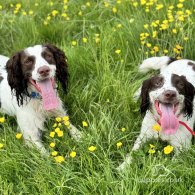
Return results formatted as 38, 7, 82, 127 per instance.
44, 44, 69, 93
6, 52, 29, 106
171, 74, 194, 117
140, 78, 151, 113
183, 79, 194, 117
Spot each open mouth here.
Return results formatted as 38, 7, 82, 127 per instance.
154, 100, 180, 135
30, 78, 58, 110
155, 101, 179, 115
30, 78, 55, 92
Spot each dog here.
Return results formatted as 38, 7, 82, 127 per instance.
118, 56, 195, 170
0, 44, 82, 154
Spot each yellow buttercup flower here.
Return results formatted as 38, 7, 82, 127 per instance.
57, 131, 63, 137
149, 144, 155, 148
86, 2, 91, 7
22, 11, 27, 16
184, 37, 189, 41
78, 11, 82, 16
164, 145, 174, 154
71, 41, 77, 46
132, 2, 138, 7
70, 151, 77, 158
53, 123, 57, 128
156, 4, 164, 10
55, 127, 60, 133
54, 156, 65, 163
186, 10, 192, 16
49, 1, 54, 6
82, 121, 88, 127
152, 124, 161, 132
112, 7, 117, 13
0, 143, 4, 149
88, 146, 96, 152
0, 117, 5, 123
175, 44, 183, 50
140, 0, 146, 5
43, 21, 48, 25
46, 16, 51, 21
55, 117, 62, 122
63, 5, 68, 10
82, 37, 88, 43
117, 24, 122, 28
148, 149, 155, 154
121, 127, 126, 132
64, 121, 70, 127
29, 10, 34, 15
104, 2, 109, 7
51, 151, 58, 156
63, 116, 69, 121
50, 142, 55, 148
50, 131, 55, 138
51, 10, 58, 16
95, 37, 100, 43
144, 24, 149, 29
152, 31, 157, 38
168, 5, 174, 10
16, 133, 22, 139
172, 29, 177, 33
116, 142, 122, 148
115, 49, 121, 54
177, 3, 183, 8
153, 46, 159, 52
16, 3, 21, 9
146, 43, 152, 48
178, 16, 184, 22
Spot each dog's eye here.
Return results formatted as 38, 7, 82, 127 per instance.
24, 59, 33, 66
177, 82, 184, 89
154, 78, 163, 87
45, 53, 53, 61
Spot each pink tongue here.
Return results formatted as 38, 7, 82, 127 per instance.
159, 103, 179, 134
37, 79, 58, 110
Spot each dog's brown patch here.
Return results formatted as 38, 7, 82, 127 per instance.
167, 57, 177, 65
171, 74, 194, 117
140, 75, 164, 113
20, 51, 35, 78
41, 48, 56, 65
187, 61, 195, 71
0, 75, 3, 82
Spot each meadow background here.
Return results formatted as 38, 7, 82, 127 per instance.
0, 0, 195, 194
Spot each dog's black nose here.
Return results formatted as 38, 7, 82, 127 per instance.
164, 90, 176, 99
38, 66, 50, 77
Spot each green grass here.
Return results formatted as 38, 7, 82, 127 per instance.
0, 0, 195, 194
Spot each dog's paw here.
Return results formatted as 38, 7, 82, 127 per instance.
117, 155, 132, 172
69, 125, 83, 141
25, 140, 49, 156
117, 162, 128, 172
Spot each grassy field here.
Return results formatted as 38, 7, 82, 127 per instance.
0, 0, 195, 194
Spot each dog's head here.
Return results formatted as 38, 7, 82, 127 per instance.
140, 73, 194, 133
6, 44, 68, 108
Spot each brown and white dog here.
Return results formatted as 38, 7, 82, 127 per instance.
118, 56, 195, 170
0, 44, 82, 153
